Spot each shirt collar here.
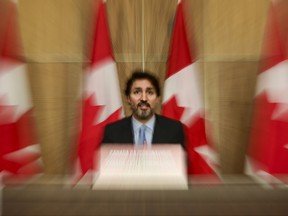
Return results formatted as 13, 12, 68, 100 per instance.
132, 115, 156, 131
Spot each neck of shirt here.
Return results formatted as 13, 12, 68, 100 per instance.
132, 115, 156, 145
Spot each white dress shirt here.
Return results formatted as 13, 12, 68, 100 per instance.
132, 115, 155, 146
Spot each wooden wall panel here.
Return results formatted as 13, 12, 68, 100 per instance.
203, 0, 269, 60
205, 61, 258, 173
13, 0, 272, 175
107, 0, 142, 62
18, 0, 85, 62
144, 0, 177, 62
204, 63, 220, 148
17, 0, 87, 175
201, 0, 269, 173
27, 63, 82, 174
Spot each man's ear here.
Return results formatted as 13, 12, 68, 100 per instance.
127, 96, 131, 105
156, 96, 160, 104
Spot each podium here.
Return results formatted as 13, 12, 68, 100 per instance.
93, 144, 188, 190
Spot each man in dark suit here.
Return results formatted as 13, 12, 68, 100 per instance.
102, 70, 185, 148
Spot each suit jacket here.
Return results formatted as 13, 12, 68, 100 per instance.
102, 114, 185, 148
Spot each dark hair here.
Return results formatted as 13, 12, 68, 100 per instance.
125, 70, 160, 97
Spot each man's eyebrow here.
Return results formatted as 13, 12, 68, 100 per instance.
132, 87, 142, 90
146, 87, 155, 91
132, 87, 155, 90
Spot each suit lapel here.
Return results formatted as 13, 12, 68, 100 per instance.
152, 115, 163, 144
125, 116, 134, 144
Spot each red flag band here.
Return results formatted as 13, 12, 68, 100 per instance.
0, 0, 42, 184
162, 1, 218, 176
246, 0, 288, 184
75, 0, 123, 180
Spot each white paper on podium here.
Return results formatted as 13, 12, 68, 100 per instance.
93, 144, 188, 190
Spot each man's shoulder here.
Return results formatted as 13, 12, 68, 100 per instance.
156, 114, 183, 126
105, 116, 131, 129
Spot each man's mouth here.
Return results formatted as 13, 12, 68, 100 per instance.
137, 102, 150, 110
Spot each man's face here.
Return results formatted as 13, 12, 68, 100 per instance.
128, 79, 160, 122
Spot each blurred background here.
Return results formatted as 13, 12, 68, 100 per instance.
10, 0, 269, 176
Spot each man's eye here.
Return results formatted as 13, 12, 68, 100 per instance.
133, 90, 141, 95
147, 91, 155, 95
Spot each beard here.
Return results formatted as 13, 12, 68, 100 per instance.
131, 101, 154, 121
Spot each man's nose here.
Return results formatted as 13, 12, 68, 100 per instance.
141, 92, 147, 101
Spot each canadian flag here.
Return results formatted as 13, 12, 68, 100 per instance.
162, 0, 218, 175
76, 0, 123, 180
0, 0, 42, 184
246, 0, 288, 184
